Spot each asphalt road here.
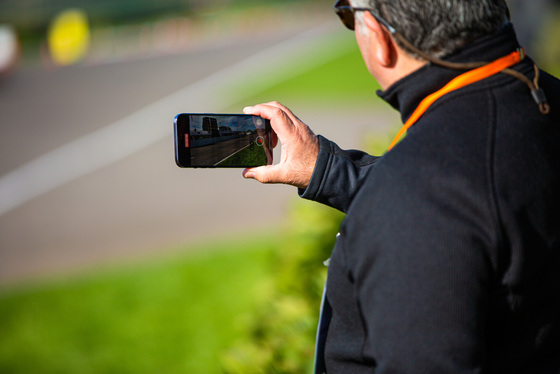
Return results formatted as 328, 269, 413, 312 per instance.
0, 21, 399, 284
191, 135, 256, 166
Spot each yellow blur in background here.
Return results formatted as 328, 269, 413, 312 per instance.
47, 9, 90, 66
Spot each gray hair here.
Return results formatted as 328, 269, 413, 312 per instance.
352, 0, 510, 58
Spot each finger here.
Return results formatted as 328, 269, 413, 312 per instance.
263, 101, 302, 125
244, 101, 288, 114
243, 104, 271, 118
272, 131, 279, 148
243, 106, 256, 115
243, 104, 294, 139
245, 101, 295, 122
245, 102, 293, 124
245, 104, 281, 147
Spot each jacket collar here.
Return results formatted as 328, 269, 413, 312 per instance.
377, 24, 522, 123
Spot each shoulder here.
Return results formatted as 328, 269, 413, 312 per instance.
341, 131, 499, 270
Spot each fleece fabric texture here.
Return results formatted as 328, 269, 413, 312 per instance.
301, 24, 560, 373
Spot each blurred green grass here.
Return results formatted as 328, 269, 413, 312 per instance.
0, 235, 278, 374
236, 33, 381, 108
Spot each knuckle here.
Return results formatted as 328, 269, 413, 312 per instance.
270, 107, 284, 118
269, 101, 285, 108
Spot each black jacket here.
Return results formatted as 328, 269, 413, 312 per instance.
301, 25, 560, 373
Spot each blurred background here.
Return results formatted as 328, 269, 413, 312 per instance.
1, 0, 559, 373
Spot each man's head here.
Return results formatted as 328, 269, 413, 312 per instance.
349, 0, 510, 58
338, 0, 511, 89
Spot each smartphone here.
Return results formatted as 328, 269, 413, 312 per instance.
174, 113, 273, 168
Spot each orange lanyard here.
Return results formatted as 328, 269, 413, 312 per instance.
387, 49, 525, 150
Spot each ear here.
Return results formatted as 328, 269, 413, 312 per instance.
362, 10, 394, 67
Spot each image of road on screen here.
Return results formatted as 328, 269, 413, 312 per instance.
174, 113, 273, 168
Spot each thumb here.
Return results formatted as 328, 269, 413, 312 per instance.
242, 165, 283, 184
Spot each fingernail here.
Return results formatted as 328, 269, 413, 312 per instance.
243, 106, 253, 113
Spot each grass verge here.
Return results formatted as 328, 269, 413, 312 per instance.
216, 142, 267, 167
0, 234, 279, 374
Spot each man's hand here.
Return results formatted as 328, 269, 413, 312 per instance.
242, 102, 319, 189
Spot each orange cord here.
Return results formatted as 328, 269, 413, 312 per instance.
387, 49, 524, 151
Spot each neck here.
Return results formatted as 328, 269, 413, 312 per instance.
377, 24, 523, 121
377, 49, 427, 90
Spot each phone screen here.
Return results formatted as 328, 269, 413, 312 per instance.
174, 113, 273, 168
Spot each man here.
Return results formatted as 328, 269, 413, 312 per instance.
243, 0, 560, 372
